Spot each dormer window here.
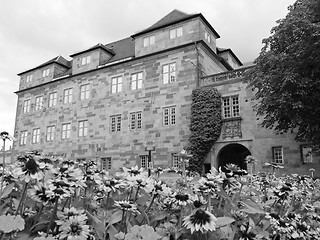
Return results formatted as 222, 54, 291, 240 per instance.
42, 68, 50, 78
204, 31, 211, 43
169, 27, 183, 39
26, 74, 33, 82
81, 55, 91, 66
143, 35, 155, 47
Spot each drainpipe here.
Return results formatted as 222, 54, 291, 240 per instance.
195, 42, 200, 87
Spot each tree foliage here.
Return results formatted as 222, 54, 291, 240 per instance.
246, 0, 320, 150
188, 87, 222, 174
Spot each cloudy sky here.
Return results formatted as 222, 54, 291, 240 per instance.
0, 0, 295, 149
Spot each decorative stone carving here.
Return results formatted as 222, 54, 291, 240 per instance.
222, 118, 242, 139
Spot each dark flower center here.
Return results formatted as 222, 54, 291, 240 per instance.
25, 158, 39, 174
175, 194, 189, 201
70, 224, 80, 233
190, 209, 211, 225
193, 200, 202, 208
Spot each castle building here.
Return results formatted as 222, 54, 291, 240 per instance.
13, 10, 319, 177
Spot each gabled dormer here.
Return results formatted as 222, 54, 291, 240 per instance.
70, 43, 115, 75
17, 56, 70, 91
217, 48, 243, 69
131, 9, 220, 57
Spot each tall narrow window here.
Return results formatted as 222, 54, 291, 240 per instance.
222, 96, 240, 118
110, 115, 121, 132
35, 96, 43, 111
163, 63, 176, 84
169, 27, 183, 39
80, 84, 90, 100
81, 55, 91, 66
101, 157, 112, 170
48, 92, 57, 107
163, 106, 176, 126
131, 72, 143, 90
130, 111, 142, 131
301, 145, 313, 163
78, 120, 88, 137
63, 88, 73, 104
111, 76, 122, 93
20, 131, 28, 145
42, 68, 50, 77
172, 153, 180, 168
32, 128, 40, 144
46, 125, 55, 142
143, 35, 155, 47
62, 123, 71, 140
26, 74, 33, 82
204, 31, 211, 43
140, 155, 148, 169
272, 147, 284, 164
23, 99, 31, 113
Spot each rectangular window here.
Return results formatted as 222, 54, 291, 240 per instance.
110, 115, 121, 132
101, 157, 112, 170
35, 96, 43, 111
143, 35, 155, 47
140, 155, 148, 169
172, 153, 180, 168
63, 88, 73, 104
204, 31, 211, 43
130, 111, 142, 131
20, 131, 28, 145
169, 27, 183, 39
26, 74, 33, 82
81, 55, 91, 66
48, 92, 57, 107
131, 72, 143, 90
80, 84, 90, 100
23, 99, 31, 113
32, 128, 40, 144
46, 125, 55, 142
78, 120, 88, 137
272, 147, 284, 164
301, 145, 313, 163
42, 68, 50, 77
61, 123, 71, 140
111, 76, 122, 93
222, 96, 240, 118
163, 106, 176, 126
163, 63, 176, 84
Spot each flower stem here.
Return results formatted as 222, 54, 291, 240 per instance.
15, 181, 28, 216
47, 196, 59, 234
146, 194, 156, 212
134, 186, 140, 201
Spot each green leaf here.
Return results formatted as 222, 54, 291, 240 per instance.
216, 217, 235, 227
107, 210, 122, 227
241, 200, 265, 214
150, 211, 168, 223
0, 183, 15, 199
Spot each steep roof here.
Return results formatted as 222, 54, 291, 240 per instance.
217, 47, 243, 66
18, 55, 71, 75
131, 9, 220, 39
70, 43, 115, 57
104, 37, 135, 63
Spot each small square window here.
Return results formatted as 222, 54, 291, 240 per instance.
272, 147, 284, 164
26, 75, 33, 82
81, 55, 91, 66
42, 69, 50, 77
170, 27, 183, 39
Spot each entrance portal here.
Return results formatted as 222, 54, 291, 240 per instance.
218, 143, 251, 170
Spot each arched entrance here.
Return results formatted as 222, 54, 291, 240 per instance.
218, 143, 251, 170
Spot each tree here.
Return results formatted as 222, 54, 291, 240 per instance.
246, 0, 320, 150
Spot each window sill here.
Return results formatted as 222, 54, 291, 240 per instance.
222, 116, 242, 122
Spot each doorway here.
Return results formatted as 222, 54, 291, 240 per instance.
217, 143, 251, 170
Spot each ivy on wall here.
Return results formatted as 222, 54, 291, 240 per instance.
187, 87, 222, 174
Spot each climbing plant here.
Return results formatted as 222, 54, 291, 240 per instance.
187, 87, 222, 174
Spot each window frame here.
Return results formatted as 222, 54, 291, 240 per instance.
272, 146, 284, 164
61, 123, 71, 140
300, 145, 313, 163
131, 72, 143, 90
111, 76, 123, 94
222, 95, 240, 119
78, 120, 88, 137
110, 114, 122, 133
48, 92, 57, 107
129, 111, 142, 131
81, 55, 91, 66
80, 84, 90, 100
63, 88, 73, 104
163, 106, 176, 126
42, 68, 50, 78
20, 131, 28, 146
172, 153, 180, 168
26, 74, 33, 82
169, 26, 183, 39
35, 95, 44, 111
143, 35, 155, 47
163, 63, 176, 84
32, 128, 40, 144
23, 99, 31, 113
140, 155, 148, 169
101, 157, 112, 170
204, 31, 211, 43
46, 125, 55, 142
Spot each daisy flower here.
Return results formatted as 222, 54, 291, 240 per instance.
114, 200, 138, 213
171, 192, 193, 206
29, 182, 55, 204
56, 207, 87, 226
12, 155, 45, 182
183, 209, 217, 234
58, 216, 90, 240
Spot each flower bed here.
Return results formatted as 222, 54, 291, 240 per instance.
0, 153, 319, 240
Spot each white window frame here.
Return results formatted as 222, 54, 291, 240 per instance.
172, 153, 180, 168
129, 111, 142, 131
111, 76, 122, 93
48, 92, 57, 107
35, 96, 44, 111
143, 35, 155, 47
204, 31, 211, 43
23, 99, 31, 113
46, 125, 55, 142
163, 63, 176, 84
63, 88, 73, 104
140, 155, 148, 169
80, 84, 90, 100
110, 115, 121, 132
163, 106, 176, 126
61, 123, 71, 140
101, 157, 112, 170
26, 74, 33, 82
42, 68, 50, 78
131, 72, 143, 90
20, 131, 27, 146
301, 145, 313, 163
222, 95, 240, 118
32, 128, 40, 144
272, 147, 284, 164
81, 55, 91, 66
78, 120, 88, 137
169, 27, 183, 39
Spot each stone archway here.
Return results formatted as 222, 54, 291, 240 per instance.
217, 143, 251, 170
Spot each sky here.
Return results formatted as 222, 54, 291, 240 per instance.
0, 0, 296, 149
